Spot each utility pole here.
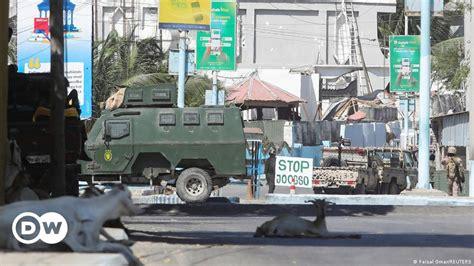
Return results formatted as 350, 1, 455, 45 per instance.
50, 0, 66, 197
416, 0, 431, 189
212, 71, 218, 105
468, 3, 474, 197
177, 31, 187, 108
94, 0, 98, 41
402, 15, 409, 149
0, 0, 10, 205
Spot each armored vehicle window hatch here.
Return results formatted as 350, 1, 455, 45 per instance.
105, 120, 130, 139
159, 113, 176, 126
207, 110, 224, 125
152, 89, 171, 102
183, 111, 200, 125
126, 89, 143, 102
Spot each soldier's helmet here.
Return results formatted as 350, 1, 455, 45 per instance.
268, 147, 276, 155
447, 146, 457, 155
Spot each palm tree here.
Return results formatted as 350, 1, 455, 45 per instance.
93, 29, 216, 115
377, 0, 469, 90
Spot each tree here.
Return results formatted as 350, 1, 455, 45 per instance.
432, 37, 469, 90
377, 0, 470, 90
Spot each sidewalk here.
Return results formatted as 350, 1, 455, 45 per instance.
265, 192, 474, 206
0, 252, 127, 266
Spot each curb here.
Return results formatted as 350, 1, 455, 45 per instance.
265, 194, 474, 206
133, 195, 241, 204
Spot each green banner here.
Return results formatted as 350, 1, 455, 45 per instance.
389, 35, 421, 92
196, 0, 236, 70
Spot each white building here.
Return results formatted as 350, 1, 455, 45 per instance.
11, 0, 396, 121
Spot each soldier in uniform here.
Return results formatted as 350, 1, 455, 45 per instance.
429, 153, 436, 189
442, 147, 465, 197
265, 148, 276, 194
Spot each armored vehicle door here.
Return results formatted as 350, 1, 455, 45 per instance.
96, 119, 134, 173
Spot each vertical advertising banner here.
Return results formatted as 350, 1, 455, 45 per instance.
389, 35, 421, 93
196, 0, 236, 70
159, 0, 211, 30
17, 0, 93, 119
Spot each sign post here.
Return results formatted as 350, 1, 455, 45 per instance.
196, 0, 236, 105
159, 0, 211, 108
275, 156, 314, 190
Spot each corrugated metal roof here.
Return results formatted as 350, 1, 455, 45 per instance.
440, 112, 469, 147
226, 74, 304, 106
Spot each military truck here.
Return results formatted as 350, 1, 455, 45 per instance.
80, 84, 247, 203
312, 147, 417, 194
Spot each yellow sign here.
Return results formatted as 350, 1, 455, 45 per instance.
104, 150, 113, 162
159, 0, 211, 30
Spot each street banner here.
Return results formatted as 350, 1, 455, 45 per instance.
196, 0, 236, 70
159, 0, 211, 30
275, 156, 314, 189
17, 0, 93, 119
389, 35, 421, 93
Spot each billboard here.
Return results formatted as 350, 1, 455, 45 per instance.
389, 35, 420, 93
159, 0, 211, 30
196, 0, 236, 70
17, 0, 93, 119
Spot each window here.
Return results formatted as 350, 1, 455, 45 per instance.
152, 89, 171, 101
159, 113, 176, 126
126, 89, 143, 102
207, 111, 224, 125
183, 112, 200, 125
105, 120, 130, 139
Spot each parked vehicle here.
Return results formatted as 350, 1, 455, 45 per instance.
312, 146, 417, 194
80, 84, 247, 203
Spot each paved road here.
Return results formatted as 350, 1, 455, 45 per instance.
125, 204, 474, 266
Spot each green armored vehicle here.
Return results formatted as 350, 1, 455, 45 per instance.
81, 84, 246, 203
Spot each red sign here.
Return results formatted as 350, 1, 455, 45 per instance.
34, 18, 49, 35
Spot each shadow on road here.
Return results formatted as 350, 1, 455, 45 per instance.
140, 204, 397, 217
128, 229, 474, 249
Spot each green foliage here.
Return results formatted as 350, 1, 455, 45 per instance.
377, 0, 461, 50
432, 37, 469, 90
185, 76, 212, 107
377, 0, 469, 90
93, 29, 215, 114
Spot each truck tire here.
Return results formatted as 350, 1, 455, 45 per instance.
322, 157, 347, 167
389, 179, 401, 194
176, 168, 213, 203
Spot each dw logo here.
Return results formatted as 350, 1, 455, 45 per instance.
12, 212, 68, 244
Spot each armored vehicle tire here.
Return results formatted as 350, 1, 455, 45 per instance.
176, 168, 213, 203
322, 157, 348, 167
389, 179, 401, 194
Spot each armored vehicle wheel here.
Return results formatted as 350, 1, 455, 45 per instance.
388, 179, 400, 194
176, 168, 212, 203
